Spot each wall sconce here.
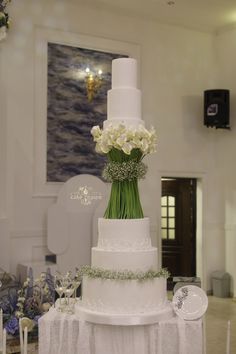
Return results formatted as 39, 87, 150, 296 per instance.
85, 67, 103, 101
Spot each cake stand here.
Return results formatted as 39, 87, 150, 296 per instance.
75, 300, 174, 326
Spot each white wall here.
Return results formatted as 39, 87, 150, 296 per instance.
0, 0, 228, 291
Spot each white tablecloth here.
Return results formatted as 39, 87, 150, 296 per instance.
39, 308, 204, 354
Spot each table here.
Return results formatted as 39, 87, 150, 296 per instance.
39, 308, 204, 354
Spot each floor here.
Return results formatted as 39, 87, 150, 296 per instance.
205, 295, 236, 354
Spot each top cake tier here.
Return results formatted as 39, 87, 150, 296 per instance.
112, 58, 137, 88
104, 57, 144, 128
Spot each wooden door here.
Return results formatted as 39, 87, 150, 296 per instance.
161, 178, 196, 277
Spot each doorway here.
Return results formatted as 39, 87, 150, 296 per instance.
161, 177, 197, 277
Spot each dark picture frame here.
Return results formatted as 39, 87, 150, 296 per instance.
34, 28, 140, 196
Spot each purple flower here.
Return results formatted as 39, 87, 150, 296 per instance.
33, 315, 41, 324
5, 316, 19, 335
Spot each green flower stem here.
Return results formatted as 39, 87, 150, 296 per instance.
104, 179, 144, 219
104, 148, 144, 219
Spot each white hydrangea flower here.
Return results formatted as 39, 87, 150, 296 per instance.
140, 139, 149, 154
91, 125, 102, 140
100, 142, 110, 154
122, 142, 133, 155
91, 123, 157, 156
116, 134, 127, 148
95, 144, 103, 153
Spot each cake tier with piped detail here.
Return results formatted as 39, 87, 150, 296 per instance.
92, 248, 158, 272
97, 217, 151, 251
80, 218, 168, 314
82, 276, 167, 314
92, 218, 157, 271
104, 58, 144, 128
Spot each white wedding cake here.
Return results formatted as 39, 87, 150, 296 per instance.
77, 58, 173, 325
104, 58, 144, 128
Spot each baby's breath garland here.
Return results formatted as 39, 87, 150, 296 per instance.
77, 265, 169, 282
91, 124, 157, 219
103, 160, 147, 183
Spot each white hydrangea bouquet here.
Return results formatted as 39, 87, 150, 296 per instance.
91, 123, 157, 219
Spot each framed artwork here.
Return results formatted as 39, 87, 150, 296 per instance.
34, 28, 140, 196
47, 43, 125, 182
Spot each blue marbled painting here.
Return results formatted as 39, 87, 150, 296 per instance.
47, 43, 126, 182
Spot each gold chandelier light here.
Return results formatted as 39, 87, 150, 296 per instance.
85, 67, 103, 102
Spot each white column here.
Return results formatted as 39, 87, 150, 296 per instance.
0, 44, 7, 218
23, 327, 28, 354
226, 320, 231, 354
0, 309, 3, 350
2, 329, 6, 354
225, 225, 236, 297
0, 44, 10, 272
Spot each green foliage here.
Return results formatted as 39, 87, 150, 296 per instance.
104, 148, 144, 219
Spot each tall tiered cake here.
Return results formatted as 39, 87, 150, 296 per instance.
77, 58, 173, 325
105, 58, 143, 128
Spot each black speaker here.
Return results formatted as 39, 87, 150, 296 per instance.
204, 89, 230, 129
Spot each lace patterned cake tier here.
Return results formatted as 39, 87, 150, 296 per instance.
81, 298, 167, 314
81, 276, 167, 315
97, 237, 152, 251
97, 218, 151, 247
92, 247, 158, 272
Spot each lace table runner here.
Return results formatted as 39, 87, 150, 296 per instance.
39, 308, 203, 354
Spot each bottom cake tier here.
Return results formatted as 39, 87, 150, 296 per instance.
80, 276, 167, 314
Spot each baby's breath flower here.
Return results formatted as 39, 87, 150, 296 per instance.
103, 160, 147, 182
18, 297, 25, 302
78, 265, 169, 281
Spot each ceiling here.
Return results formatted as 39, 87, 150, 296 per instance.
76, 0, 236, 33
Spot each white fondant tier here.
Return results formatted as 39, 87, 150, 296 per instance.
91, 247, 158, 272
97, 218, 151, 249
105, 57, 144, 128
107, 88, 142, 120
81, 276, 167, 314
112, 58, 137, 88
